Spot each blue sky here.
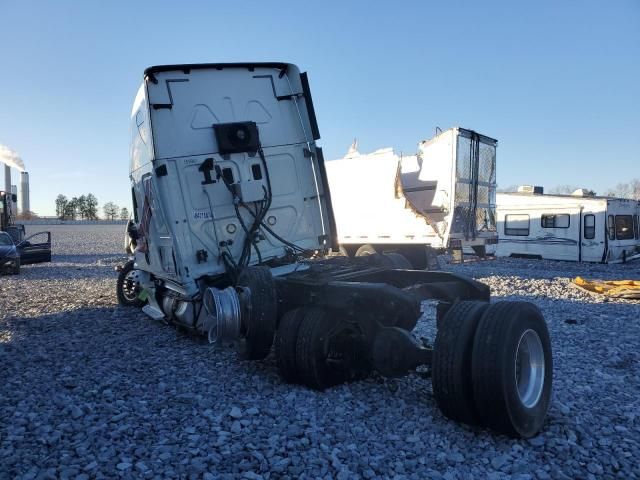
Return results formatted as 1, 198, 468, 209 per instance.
1, 0, 638, 216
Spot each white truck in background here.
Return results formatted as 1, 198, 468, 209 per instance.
326, 127, 498, 268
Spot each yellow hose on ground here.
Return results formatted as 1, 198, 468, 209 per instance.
573, 277, 640, 299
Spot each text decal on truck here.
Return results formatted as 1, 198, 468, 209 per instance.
193, 210, 212, 220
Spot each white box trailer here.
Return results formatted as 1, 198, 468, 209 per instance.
326, 128, 498, 267
496, 189, 640, 263
117, 63, 553, 438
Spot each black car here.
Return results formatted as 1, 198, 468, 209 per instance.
0, 231, 20, 274
0, 230, 52, 275
17, 231, 52, 264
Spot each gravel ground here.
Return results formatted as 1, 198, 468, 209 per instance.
1, 224, 639, 480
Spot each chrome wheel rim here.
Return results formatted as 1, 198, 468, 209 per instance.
515, 329, 545, 408
123, 270, 141, 301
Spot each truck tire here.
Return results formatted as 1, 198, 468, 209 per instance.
275, 308, 306, 383
355, 244, 377, 257
296, 308, 367, 390
380, 252, 412, 269
236, 266, 277, 361
116, 261, 145, 308
471, 245, 487, 259
472, 301, 552, 438
432, 301, 489, 426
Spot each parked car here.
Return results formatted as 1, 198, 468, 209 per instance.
17, 231, 52, 264
0, 230, 52, 275
0, 231, 20, 274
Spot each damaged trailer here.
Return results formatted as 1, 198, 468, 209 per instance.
326, 128, 499, 267
118, 62, 552, 438
497, 187, 640, 263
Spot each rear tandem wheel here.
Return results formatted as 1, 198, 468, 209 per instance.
432, 300, 553, 438
236, 266, 278, 361
472, 301, 552, 438
275, 308, 307, 383
432, 301, 489, 426
274, 307, 372, 390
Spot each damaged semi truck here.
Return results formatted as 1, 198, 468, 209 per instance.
119, 62, 552, 438
327, 128, 499, 267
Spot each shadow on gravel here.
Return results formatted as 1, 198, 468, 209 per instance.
53, 253, 126, 264
9, 266, 118, 281
10, 259, 124, 281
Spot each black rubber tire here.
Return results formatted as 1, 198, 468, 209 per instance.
432, 301, 489, 426
355, 244, 377, 257
472, 301, 553, 438
116, 261, 145, 308
356, 250, 418, 331
380, 252, 412, 269
275, 308, 306, 383
236, 266, 278, 361
13, 258, 20, 275
296, 308, 358, 390
471, 245, 487, 259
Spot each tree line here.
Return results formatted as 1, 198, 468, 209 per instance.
55, 194, 129, 221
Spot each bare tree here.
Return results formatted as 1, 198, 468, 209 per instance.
16, 210, 38, 220
496, 184, 518, 193
65, 197, 79, 220
548, 185, 579, 195
103, 202, 120, 220
55, 194, 68, 219
604, 179, 640, 200
77, 195, 88, 220
84, 194, 99, 220
120, 207, 130, 221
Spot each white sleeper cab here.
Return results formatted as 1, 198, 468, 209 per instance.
117, 62, 553, 438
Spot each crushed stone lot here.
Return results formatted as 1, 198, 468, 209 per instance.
1, 224, 639, 480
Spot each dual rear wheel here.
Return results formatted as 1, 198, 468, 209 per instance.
275, 307, 371, 390
432, 300, 552, 438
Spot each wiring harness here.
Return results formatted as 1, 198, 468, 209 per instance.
214, 146, 313, 283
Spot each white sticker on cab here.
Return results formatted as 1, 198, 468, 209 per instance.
193, 210, 212, 220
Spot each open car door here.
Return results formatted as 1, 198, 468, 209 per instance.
17, 231, 52, 264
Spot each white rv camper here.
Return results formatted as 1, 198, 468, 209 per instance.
326, 128, 498, 267
496, 187, 640, 263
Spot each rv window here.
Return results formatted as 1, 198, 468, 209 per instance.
504, 214, 530, 236
634, 214, 639, 240
607, 215, 615, 240
541, 214, 570, 229
615, 215, 634, 240
583, 214, 595, 239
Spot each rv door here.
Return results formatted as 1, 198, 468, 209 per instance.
580, 209, 605, 262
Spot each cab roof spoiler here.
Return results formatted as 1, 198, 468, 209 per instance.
144, 62, 291, 82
